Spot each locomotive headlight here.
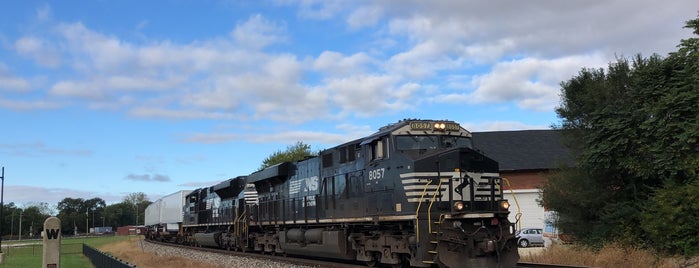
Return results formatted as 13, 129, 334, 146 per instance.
453, 201, 465, 211
499, 200, 510, 210
434, 122, 446, 130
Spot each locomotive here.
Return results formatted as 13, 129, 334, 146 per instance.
145, 119, 520, 267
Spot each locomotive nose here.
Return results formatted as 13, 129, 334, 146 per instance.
412, 147, 499, 174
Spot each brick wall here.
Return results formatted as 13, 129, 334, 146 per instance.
501, 170, 549, 190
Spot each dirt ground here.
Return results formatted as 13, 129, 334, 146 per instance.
99, 240, 224, 268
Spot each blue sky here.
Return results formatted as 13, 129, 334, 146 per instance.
1, 1, 697, 207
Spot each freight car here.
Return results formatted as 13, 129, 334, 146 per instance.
144, 190, 192, 242
145, 119, 520, 267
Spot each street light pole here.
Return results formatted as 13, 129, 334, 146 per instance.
0, 167, 4, 253
1, 166, 5, 254
18, 210, 22, 241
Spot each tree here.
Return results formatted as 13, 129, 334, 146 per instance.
56, 197, 86, 235
18, 204, 52, 238
259, 141, 313, 170
104, 202, 134, 228
0, 202, 48, 238
541, 14, 699, 254
123, 192, 150, 225
0, 203, 21, 237
56, 197, 106, 235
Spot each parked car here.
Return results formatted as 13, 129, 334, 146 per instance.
517, 227, 544, 248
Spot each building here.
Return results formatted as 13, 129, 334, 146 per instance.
116, 225, 146, 236
472, 130, 574, 230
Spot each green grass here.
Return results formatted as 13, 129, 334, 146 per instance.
0, 235, 138, 268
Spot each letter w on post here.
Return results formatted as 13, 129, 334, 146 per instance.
46, 229, 60, 239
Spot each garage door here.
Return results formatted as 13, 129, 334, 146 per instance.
505, 189, 545, 230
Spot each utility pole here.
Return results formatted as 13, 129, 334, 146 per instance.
85, 209, 89, 236
18, 210, 22, 241
1, 166, 5, 253
1, 166, 5, 263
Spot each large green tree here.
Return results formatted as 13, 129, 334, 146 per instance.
259, 141, 313, 170
542, 15, 699, 255
56, 197, 106, 235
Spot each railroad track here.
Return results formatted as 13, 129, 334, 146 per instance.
145, 239, 368, 268
146, 239, 591, 268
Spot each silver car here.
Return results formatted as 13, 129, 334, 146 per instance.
517, 228, 544, 247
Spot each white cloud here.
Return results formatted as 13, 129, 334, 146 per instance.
347, 5, 384, 30
56, 23, 136, 72
0, 141, 92, 157
313, 51, 373, 76
50, 80, 105, 99
249, 130, 350, 144
231, 14, 286, 49
288, 0, 348, 20
7, 181, 175, 206
125, 173, 171, 182
36, 4, 52, 22
6, 0, 698, 119
433, 54, 608, 111
14, 36, 61, 67
0, 63, 31, 92
5, 185, 130, 205
128, 107, 236, 120
324, 74, 412, 116
0, 98, 62, 110
179, 122, 374, 145
178, 180, 224, 188
178, 132, 239, 144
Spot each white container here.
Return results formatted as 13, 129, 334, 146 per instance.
144, 190, 192, 226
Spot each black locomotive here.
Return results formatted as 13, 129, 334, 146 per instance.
146, 119, 519, 267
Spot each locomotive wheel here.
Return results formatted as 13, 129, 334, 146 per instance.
365, 253, 379, 267
391, 255, 408, 268
391, 262, 405, 268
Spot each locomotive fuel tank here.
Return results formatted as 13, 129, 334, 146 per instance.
194, 232, 222, 248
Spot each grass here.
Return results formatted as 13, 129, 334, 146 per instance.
0, 235, 136, 268
520, 243, 699, 268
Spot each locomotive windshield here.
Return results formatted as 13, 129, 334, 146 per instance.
395, 135, 472, 150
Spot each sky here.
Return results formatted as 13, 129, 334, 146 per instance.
1, 1, 697, 208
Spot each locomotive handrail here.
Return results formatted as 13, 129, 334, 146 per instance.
234, 207, 248, 237
414, 179, 433, 243
427, 177, 444, 235
502, 178, 522, 230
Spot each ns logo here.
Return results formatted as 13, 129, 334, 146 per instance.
303, 176, 319, 192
